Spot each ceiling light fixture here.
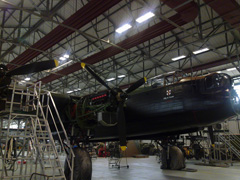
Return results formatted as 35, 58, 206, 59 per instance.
106, 78, 115, 82
116, 24, 132, 33
226, 67, 237, 71
193, 48, 209, 54
64, 54, 69, 58
67, 90, 73, 94
172, 55, 186, 61
136, 12, 155, 23
118, 75, 126, 78
59, 57, 66, 61
74, 88, 81, 91
24, 77, 30, 81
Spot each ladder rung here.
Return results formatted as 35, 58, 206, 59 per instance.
4, 157, 34, 160
6, 101, 21, 104
11, 113, 37, 117
37, 137, 50, 139
8, 87, 26, 91
14, 92, 36, 96
8, 135, 34, 138
36, 130, 48, 133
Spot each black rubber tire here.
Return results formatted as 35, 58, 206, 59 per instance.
161, 146, 185, 170
169, 146, 185, 170
64, 147, 92, 180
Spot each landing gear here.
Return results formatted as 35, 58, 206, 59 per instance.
64, 147, 92, 180
161, 145, 185, 170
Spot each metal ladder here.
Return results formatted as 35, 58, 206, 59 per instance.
0, 80, 74, 180
218, 131, 240, 160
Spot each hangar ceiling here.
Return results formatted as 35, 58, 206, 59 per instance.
0, 0, 240, 95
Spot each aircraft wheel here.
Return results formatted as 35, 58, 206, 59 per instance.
169, 146, 185, 170
161, 146, 185, 170
64, 147, 92, 180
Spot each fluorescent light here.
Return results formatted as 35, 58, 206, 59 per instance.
106, 78, 115, 82
64, 54, 69, 58
136, 12, 155, 23
118, 75, 126, 78
24, 77, 30, 81
226, 67, 237, 71
193, 48, 209, 54
74, 88, 81, 92
172, 55, 186, 61
67, 90, 73, 94
60, 57, 66, 61
116, 24, 132, 33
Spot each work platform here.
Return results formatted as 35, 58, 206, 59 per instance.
0, 80, 74, 180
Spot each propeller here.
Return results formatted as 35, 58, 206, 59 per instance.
6, 60, 59, 76
0, 60, 59, 89
81, 63, 112, 91
81, 63, 147, 151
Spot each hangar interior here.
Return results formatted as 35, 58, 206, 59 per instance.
0, 0, 240, 179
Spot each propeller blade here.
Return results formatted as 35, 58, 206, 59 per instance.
125, 77, 147, 94
117, 102, 127, 151
81, 63, 112, 91
7, 60, 59, 76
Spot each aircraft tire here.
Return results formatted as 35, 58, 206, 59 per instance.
64, 147, 92, 180
169, 146, 185, 170
161, 146, 185, 170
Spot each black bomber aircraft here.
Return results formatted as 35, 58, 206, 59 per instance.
0, 61, 240, 179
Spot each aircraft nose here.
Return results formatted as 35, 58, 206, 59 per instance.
230, 89, 240, 115
203, 73, 232, 93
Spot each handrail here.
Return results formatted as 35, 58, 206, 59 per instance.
218, 133, 240, 159
47, 92, 75, 179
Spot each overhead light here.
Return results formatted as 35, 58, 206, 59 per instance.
60, 57, 66, 61
64, 54, 69, 58
24, 77, 30, 81
116, 24, 132, 33
67, 90, 73, 94
226, 67, 237, 71
136, 12, 155, 23
172, 55, 186, 61
193, 48, 209, 54
118, 75, 126, 78
106, 78, 115, 82
74, 88, 81, 91
217, 71, 222, 73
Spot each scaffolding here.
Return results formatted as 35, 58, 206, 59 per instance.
0, 80, 74, 180
201, 119, 240, 166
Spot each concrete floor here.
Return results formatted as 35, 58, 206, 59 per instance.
1, 155, 240, 179
91, 156, 240, 180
